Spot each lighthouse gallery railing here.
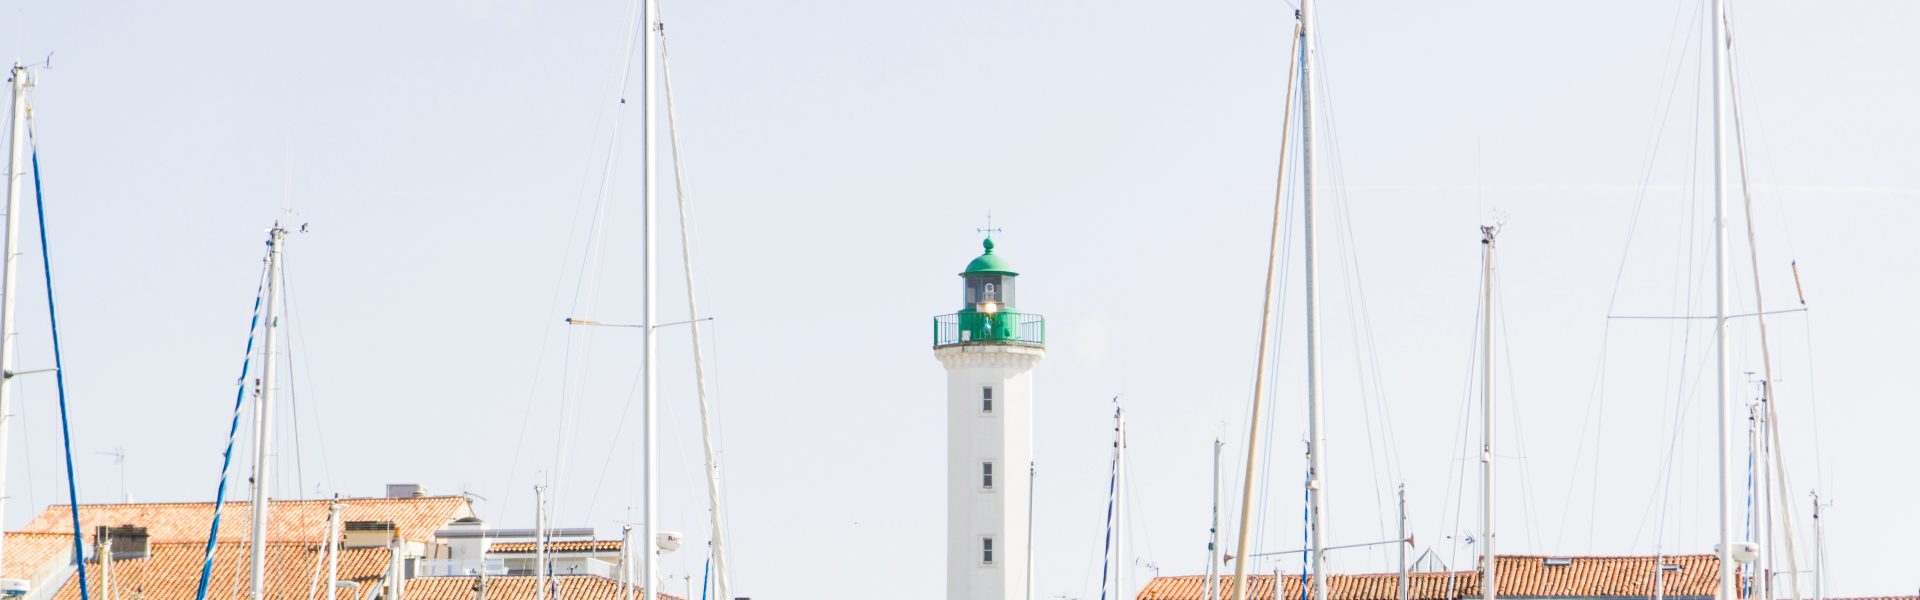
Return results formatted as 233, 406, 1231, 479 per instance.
933, 312, 1045, 348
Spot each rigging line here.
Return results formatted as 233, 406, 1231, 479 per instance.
496, 0, 647, 527
1438, 263, 1484, 583
1251, 101, 1300, 562
280, 253, 333, 493
1330, 200, 1388, 557
551, 0, 652, 524
578, 342, 646, 526
1626, 328, 1720, 551
707, 320, 738, 553
1606, 307, 1806, 320
1559, 0, 1702, 552
1626, 24, 1711, 550
27, 139, 91, 600
656, 8, 735, 593
282, 269, 305, 501
1725, 23, 1808, 595
303, 504, 332, 600
1311, 26, 1408, 566
190, 254, 269, 600
1493, 281, 1545, 554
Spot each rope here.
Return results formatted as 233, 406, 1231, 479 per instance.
190, 238, 272, 600
29, 138, 90, 600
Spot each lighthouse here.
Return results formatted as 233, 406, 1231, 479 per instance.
935, 236, 1045, 600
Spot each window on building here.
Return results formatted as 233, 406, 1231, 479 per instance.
982, 386, 994, 413
982, 461, 994, 490
982, 536, 995, 565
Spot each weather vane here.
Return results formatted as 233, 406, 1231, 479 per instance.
978, 211, 1002, 239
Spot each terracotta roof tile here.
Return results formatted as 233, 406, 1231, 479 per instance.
486, 541, 622, 555
50, 541, 389, 600
1137, 555, 1723, 600
20, 497, 474, 545
4, 532, 77, 581
404, 575, 680, 600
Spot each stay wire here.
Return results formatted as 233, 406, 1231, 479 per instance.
496, 0, 648, 526
27, 131, 91, 600
1555, 0, 1701, 553
189, 241, 271, 600
280, 252, 333, 494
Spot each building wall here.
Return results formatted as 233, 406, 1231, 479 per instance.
939, 344, 1042, 600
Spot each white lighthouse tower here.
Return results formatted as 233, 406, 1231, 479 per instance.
935, 236, 1045, 600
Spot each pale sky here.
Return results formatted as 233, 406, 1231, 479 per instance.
3, 0, 1917, 598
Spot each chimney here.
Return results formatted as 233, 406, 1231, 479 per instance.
92, 525, 151, 560
442, 517, 488, 561
344, 521, 398, 548
385, 484, 426, 499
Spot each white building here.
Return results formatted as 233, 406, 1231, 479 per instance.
935, 237, 1045, 600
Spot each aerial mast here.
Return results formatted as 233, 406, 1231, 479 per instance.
641, 0, 661, 595
1299, 0, 1329, 597
1479, 224, 1498, 600
248, 223, 287, 600
0, 62, 32, 578
1710, 0, 1737, 599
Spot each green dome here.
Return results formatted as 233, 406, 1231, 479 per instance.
962, 237, 1018, 275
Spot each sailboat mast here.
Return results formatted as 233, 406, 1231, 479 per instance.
1811, 493, 1823, 600
1299, 0, 1329, 597
641, 0, 661, 595
0, 63, 32, 574
1479, 225, 1497, 600
1710, 0, 1736, 598
1749, 400, 1772, 600
656, 9, 732, 595
1115, 407, 1127, 598
1229, 10, 1303, 597
1397, 486, 1408, 600
536, 485, 548, 600
326, 499, 342, 600
1207, 439, 1222, 600
248, 224, 286, 600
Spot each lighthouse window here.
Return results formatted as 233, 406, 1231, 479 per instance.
982, 386, 994, 413
983, 282, 997, 302
982, 461, 994, 490
981, 536, 995, 565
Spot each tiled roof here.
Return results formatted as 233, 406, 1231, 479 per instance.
20, 496, 474, 545
404, 575, 681, 600
4, 532, 76, 580
50, 541, 390, 600
487, 541, 623, 555
1136, 555, 1722, 600
1138, 571, 1462, 600
1492, 554, 1718, 597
